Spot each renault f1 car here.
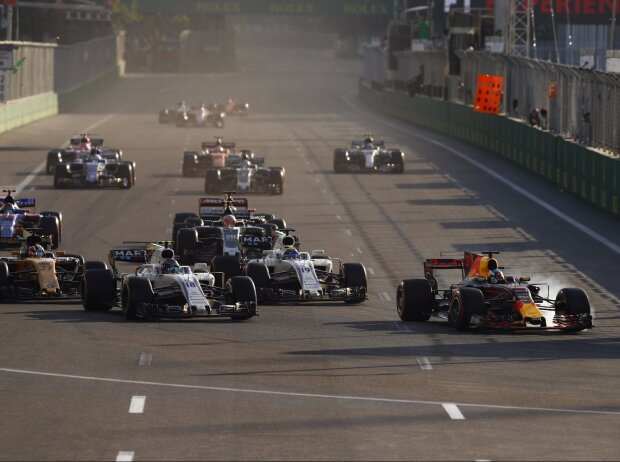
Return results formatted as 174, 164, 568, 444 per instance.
46, 135, 123, 175
0, 191, 62, 249
81, 242, 257, 320
334, 136, 404, 173
396, 251, 593, 332
175, 104, 225, 128
53, 149, 135, 189
0, 234, 94, 301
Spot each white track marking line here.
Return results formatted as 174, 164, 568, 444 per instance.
170, 199, 175, 205
322, 188, 327, 194
443, 403, 465, 420
417, 357, 433, 370
344, 229, 352, 236
356, 247, 363, 254
165, 228, 172, 235
341, 91, 620, 256
13, 101, 135, 196
379, 291, 391, 301
335, 215, 343, 220
138, 353, 152, 366
367, 267, 375, 276
1, 367, 619, 416
315, 177, 321, 183
129, 396, 146, 414
116, 451, 134, 462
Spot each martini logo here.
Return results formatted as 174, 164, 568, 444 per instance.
113, 249, 146, 259
242, 236, 272, 246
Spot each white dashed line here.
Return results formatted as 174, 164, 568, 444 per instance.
165, 228, 172, 235
335, 215, 343, 220
367, 267, 375, 276
116, 451, 134, 462
322, 188, 328, 194
305, 160, 311, 165
2, 367, 619, 416
356, 247, 363, 254
129, 396, 146, 414
443, 403, 465, 420
174, 187, 179, 192
378, 292, 391, 302
315, 177, 321, 183
138, 353, 152, 366
171, 200, 176, 205
344, 229, 352, 236
168, 213, 174, 219
417, 357, 433, 370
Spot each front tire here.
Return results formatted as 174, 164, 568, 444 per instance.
449, 287, 485, 331
122, 277, 153, 320
227, 276, 257, 321
82, 269, 116, 311
341, 263, 367, 304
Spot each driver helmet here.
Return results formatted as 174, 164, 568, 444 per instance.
28, 244, 45, 258
282, 248, 299, 260
80, 135, 90, 144
364, 136, 373, 145
161, 258, 180, 274
488, 269, 505, 284
222, 214, 236, 228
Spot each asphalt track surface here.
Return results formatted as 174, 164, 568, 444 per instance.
1, 47, 619, 461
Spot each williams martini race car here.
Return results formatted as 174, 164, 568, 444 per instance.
0, 190, 62, 249
0, 234, 95, 301
204, 153, 284, 195
175, 103, 225, 128
396, 251, 593, 332
242, 238, 368, 304
334, 136, 404, 173
81, 242, 257, 320
46, 134, 123, 175
159, 101, 188, 124
53, 147, 136, 189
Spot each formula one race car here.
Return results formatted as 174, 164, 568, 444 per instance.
0, 234, 95, 301
242, 241, 367, 304
81, 242, 257, 320
182, 138, 237, 177
204, 154, 284, 195
172, 193, 286, 264
159, 101, 187, 124
175, 103, 225, 128
396, 251, 593, 332
53, 148, 135, 189
334, 135, 404, 173
0, 190, 62, 249
208, 98, 249, 117
46, 134, 123, 175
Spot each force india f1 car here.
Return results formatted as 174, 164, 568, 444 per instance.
334, 136, 404, 173
0, 191, 62, 249
0, 234, 95, 301
396, 251, 593, 332
53, 149, 136, 189
81, 242, 257, 320
46, 135, 124, 175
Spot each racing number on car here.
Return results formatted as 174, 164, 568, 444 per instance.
302, 267, 311, 272
184, 281, 197, 288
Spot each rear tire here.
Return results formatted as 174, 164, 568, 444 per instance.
84, 260, 108, 271
182, 153, 196, 177
117, 164, 133, 189
176, 228, 198, 265
47, 151, 62, 175
245, 262, 271, 290
211, 255, 241, 282
390, 150, 404, 173
39, 216, 60, 249
268, 169, 284, 195
397, 279, 433, 321
334, 149, 348, 173
122, 277, 153, 320
82, 269, 116, 311
267, 218, 286, 230
205, 169, 221, 194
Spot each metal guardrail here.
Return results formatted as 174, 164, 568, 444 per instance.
364, 47, 620, 155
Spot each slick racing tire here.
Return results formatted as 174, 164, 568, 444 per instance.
390, 150, 404, 174
449, 287, 485, 331
53, 164, 70, 189
334, 149, 348, 173
41, 211, 63, 242
211, 255, 242, 282
39, 215, 60, 249
117, 163, 133, 189
245, 262, 271, 291
0, 261, 8, 287
82, 269, 116, 311
122, 277, 153, 320
176, 228, 198, 265
182, 153, 197, 177
227, 276, 257, 321
173, 212, 199, 225
267, 218, 286, 230
341, 263, 367, 304
555, 288, 590, 316
84, 260, 108, 271
47, 151, 62, 175
268, 169, 284, 195
397, 279, 433, 322
205, 169, 221, 194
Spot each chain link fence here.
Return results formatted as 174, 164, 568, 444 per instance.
364, 47, 620, 155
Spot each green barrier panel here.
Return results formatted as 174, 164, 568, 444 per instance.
0, 92, 58, 135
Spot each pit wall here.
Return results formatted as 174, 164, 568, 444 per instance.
359, 80, 620, 218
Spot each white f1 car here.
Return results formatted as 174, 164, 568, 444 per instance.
334, 136, 404, 173
81, 242, 257, 320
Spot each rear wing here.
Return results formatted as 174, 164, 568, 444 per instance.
0, 197, 35, 208
202, 141, 235, 150
70, 138, 104, 146
351, 139, 385, 148
199, 197, 248, 209
423, 258, 465, 288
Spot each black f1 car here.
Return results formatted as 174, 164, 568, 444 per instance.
334, 136, 404, 173
396, 251, 593, 332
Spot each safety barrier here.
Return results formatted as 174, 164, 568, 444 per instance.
359, 80, 620, 218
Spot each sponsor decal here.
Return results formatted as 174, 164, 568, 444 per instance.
270, 2, 315, 13
113, 249, 146, 260
343, 3, 388, 14
242, 236, 272, 246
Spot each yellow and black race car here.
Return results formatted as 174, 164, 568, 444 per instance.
396, 251, 593, 332
0, 235, 104, 301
